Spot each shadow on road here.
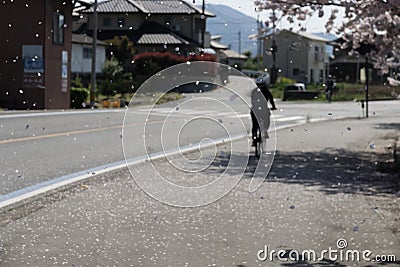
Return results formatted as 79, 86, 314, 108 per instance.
207, 148, 399, 197
376, 123, 400, 130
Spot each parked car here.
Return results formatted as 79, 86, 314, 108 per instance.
282, 83, 320, 101
242, 69, 266, 78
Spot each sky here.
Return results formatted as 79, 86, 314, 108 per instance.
201, 0, 345, 33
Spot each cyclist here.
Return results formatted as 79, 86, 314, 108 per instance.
325, 75, 336, 103
251, 74, 277, 149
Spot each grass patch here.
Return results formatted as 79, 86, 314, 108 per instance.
270, 80, 400, 102
334, 83, 400, 101
156, 92, 183, 105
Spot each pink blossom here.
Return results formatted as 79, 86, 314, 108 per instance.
255, 0, 400, 73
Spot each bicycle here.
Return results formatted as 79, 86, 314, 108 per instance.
325, 89, 332, 103
253, 127, 263, 158
251, 108, 275, 158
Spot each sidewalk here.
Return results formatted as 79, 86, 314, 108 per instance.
0, 116, 399, 266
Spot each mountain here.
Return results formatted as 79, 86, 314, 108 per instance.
205, 5, 341, 57
205, 4, 259, 56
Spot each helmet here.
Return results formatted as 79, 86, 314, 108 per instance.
255, 73, 270, 88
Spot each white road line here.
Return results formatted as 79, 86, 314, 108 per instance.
0, 111, 352, 212
0, 134, 247, 212
274, 116, 305, 122
0, 109, 124, 119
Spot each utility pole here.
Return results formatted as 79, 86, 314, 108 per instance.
90, 0, 98, 107
270, 8, 278, 84
238, 31, 241, 56
256, 13, 260, 70
193, 0, 206, 49
201, 0, 205, 49
365, 56, 369, 118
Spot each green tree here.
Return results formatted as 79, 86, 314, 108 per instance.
103, 57, 124, 79
243, 58, 257, 70
243, 50, 252, 58
100, 57, 133, 98
106, 36, 135, 69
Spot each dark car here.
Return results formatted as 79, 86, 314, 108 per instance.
282, 83, 320, 101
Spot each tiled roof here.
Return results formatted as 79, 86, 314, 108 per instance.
210, 40, 228, 50
297, 31, 329, 42
266, 30, 328, 42
72, 34, 107, 45
82, 0, 139, 13
137, 33, 188, 44
134, 0, 195, 14
220, 49, 247, 59
81, 0, 215, 16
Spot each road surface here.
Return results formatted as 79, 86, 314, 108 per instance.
0, 75, 399, 197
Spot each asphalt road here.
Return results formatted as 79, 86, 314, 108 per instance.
0, 75, 399, 197
0, 114, 399, 266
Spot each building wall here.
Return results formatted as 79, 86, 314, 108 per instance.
71, 43, 106, 74
0, 0, 46, 109
145, 14, 194, 39
263, 31, 327, 84
0, 0, 72, 109
88, 13, 194, 37
135, 44, 189, 55
44, 0, 72, 109
91, 13, 145, 31
306, 41, 327, 84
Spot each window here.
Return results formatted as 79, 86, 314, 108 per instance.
53, 13, 64, 45
103, 17, 111, 27
310, 69, 314, 83
314, 46, 319, 61
293, 68, 299, 76
83, 47, 92, 59
117, 18, 125, 28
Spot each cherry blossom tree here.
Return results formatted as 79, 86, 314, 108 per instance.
255, 0, 400, 75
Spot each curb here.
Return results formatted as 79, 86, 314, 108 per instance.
0, 134, 247, 214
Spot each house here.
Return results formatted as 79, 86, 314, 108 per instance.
218, 49, 247, 68
210, 35, 229, 51
263, 30, 329, 84
76, 0, 215, 55
71, 34, 107, 76
329, 38, 382, 84
0, 0, 73, 109
210, 35, 229, 62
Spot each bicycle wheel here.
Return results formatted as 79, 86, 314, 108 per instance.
326, 91, 332, 103
254, 128, 262, 158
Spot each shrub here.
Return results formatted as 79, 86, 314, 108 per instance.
276, 77, 296, 85
133, 52, 185, 75
100, 57, 134, 98
99, 80, 117, 98
187, 53, 217, 62
71, 87, 89, 108
141, 59, 162, 76
71, 74, 84, 88
269, 76, 297, 99
243, 59, 257, 70
133, 51, 217, 76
